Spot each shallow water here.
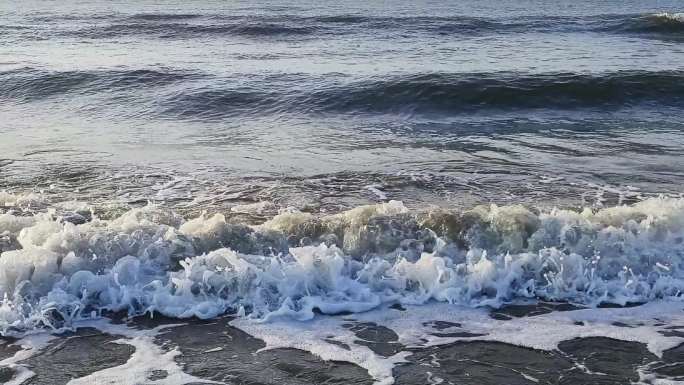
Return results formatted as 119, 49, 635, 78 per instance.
2, 0, 684, 384
5, 302, 684, 384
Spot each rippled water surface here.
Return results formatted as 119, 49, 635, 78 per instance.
2, 0, 683, 212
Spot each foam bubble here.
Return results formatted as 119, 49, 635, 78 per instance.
0, 196, 683, 335
66, 319, 218, 385
653, 12, 684, 23
231, 301, 684, 384
0, 333, 56, 385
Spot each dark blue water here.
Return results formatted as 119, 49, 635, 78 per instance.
1, 0, 684, 212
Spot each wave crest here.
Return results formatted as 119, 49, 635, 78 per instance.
4, 69, 684, 115
0, 67, 199, 101
160, 71, 684, 119
608, 12, 684, 34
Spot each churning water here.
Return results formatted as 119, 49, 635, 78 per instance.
1, 1, 684, 384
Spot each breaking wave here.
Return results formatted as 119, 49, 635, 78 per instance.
1, 191, 684, 334
607, 12, 684, 34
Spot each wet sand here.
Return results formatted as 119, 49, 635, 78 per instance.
3, 303, 684, 385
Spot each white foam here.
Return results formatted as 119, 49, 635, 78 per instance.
0, 333, 56, 385
67, 319, 219, 385
231, 301, 684, 384
366, 184, 388, 201
230, 201, 275, 215
0, 191, 47, 210
653, 12, 684, 23
230, 315, 408, 385
357, 301, 684, 356
1, 196, 684, 340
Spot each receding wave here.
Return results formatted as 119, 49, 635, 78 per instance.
160, 71, 684, 119
0, 67, 200, 101
1, 191, 684, 333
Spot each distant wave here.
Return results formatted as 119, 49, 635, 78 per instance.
315, 15, 528, 34
127, 13, 202, 21
65, 20, 321, 39
17, 12, 680, 40
50, 15, 527, 39
311, 15, 372, 24
0, 67, 198, 101
601, 12, 684, 34
160, 71, 684, 119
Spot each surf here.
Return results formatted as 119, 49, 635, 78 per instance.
2, 192, 684, 335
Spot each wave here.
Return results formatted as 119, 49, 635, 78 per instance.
312, 13, 684, 36
3, 69, 683, 114
127, 13, 203, 21
65, 21, 321, 39
0, 67, 199, 101
312, 15, 372, 24
605, 12, 684, 34
16, 13, 683, 41
313, 15, 528, 35
315, 71, 684, 112
160, 71, 684, 119
32, 15, 531, 39
1, 192, 684, 334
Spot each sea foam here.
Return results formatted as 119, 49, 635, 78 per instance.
1, 193, 684, 334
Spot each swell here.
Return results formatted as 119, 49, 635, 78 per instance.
64, 20, 321, 40
1, 194, 684, 333
603, 12, 684, 34
161, 71, 684, 119
3, 69, 683, 114
4, 69, 683, 114
314, 13, 684, 36
16, 13, 684, 40
0, 67, 200, 102
128, 13, 203, 21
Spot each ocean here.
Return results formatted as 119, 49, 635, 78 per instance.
1, 1, 684, 384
